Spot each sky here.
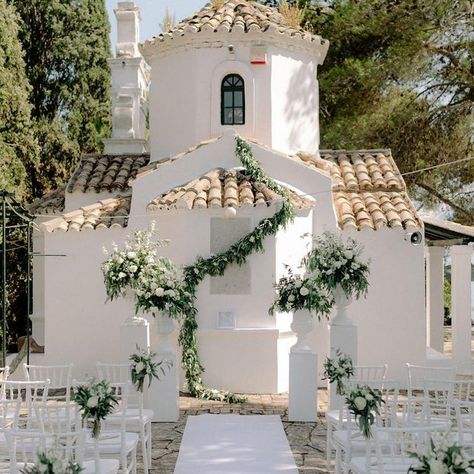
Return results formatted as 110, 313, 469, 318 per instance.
105, 0, 205, 50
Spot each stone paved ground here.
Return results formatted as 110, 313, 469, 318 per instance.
138, 389, 331, 474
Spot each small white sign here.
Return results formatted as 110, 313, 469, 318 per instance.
217, 311, 236, 329
251, 45, 267, 65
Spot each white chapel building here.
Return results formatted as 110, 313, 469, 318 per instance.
30, 0, 429, 391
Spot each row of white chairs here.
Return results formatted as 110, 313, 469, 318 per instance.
326, 363, 473, 474
0, 362, 155, 473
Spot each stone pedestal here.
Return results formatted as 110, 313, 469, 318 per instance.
149, 312, 179, 422
451, 245, 473, 372
119, 318, 150, 363
288, 310, 318, 422
329, 285, 357, 410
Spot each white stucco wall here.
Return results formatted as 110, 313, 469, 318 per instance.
147, 41, 322, 160
33, 137, 427, 392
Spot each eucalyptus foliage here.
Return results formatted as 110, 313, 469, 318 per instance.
179, 137, 295, 403
130, 346, 172, 393
304, 231, 370, 300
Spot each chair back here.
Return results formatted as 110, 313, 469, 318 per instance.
422, 378, 455, 423
454, 399, 474, 453
3, 380, 50, 431
24, 363, 73, 402
353, 365, 388, 383
96, 363, 131, 384
354, 423, 451, 474
406, 364, 455, 395
0, 366, 9, 400
0, 398, 21, 430
6, 430, 85, 474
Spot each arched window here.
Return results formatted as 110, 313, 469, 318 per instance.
221, 74, 245, 125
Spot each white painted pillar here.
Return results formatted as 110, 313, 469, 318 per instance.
149, 313, 179, 422
288, 310, 318, 422
426, 246, 445, 353
451, 245, 473, 372
329, 285, 357, 410
119, 319, 150, 364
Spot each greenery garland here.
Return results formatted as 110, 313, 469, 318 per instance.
179, 137, 295, 402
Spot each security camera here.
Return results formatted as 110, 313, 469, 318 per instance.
405, 231, 423, 246
228, 44, 235, 53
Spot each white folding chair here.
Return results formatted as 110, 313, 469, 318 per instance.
326, 368, 389, 469
3, 380, 50, 432
332, 381, 400, 474
73, 380, 138, 474
98, 362, 153, 472
406, 364, 456, 397
24, 363, 73, 402
350, 423, 451, 474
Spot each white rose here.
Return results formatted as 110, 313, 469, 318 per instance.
129, 265, 138, 273
38, 464, 48, 473
345, 251, 353, 259
288, 294, 295, 302
428, 459, 447, 474
116, 257, 124, 264
155, 288, 165, 297
127, 252, 136, 258
294, 280, 303, 288
118, 272, 126, 279
354, 396, 367, 411
365, 393, 374, 401
299, 287, 310, 296
87, 396, 99, 409
165, 289, 175, 298
52, 459, 64, 473
136, 362, 145, 373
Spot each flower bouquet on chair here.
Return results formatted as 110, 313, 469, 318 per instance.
73, 379, 118, 439
129, 346, 173, 392
408, 434, 474, 474
22, 450, 83, 474
345, 384, 383, 438
323, 350, 354, 396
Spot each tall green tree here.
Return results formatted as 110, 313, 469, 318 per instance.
0, 0, 38, 199
10, 0, 112, 197
262, 0, 474, 224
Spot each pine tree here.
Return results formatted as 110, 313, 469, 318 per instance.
299, 0, 473, 224
0, 0, 38, 198
10, 0, 111, 197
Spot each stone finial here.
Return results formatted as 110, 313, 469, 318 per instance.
115, 1, 141, 58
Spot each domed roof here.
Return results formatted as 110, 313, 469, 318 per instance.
141, 0, 327, 54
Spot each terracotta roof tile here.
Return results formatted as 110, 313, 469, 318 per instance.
68, 154, 150, 193
39, 193, 131, 233
29, 185, 66, 215
141, 0, 326, 52
148, 168, 311, 211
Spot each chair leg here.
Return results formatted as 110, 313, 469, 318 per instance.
335, 445, 342, 474
147, 422, 152, 469
326, 425, 333, 469
141, 425, 149, 473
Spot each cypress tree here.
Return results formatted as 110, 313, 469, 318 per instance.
10, 0, 111, 197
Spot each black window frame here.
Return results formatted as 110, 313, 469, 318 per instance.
221, 74, 245, 126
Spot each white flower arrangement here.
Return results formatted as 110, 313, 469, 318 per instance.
345, 384, 383, 438
73, 379, 118, 439
129, 346, 172, 392
322, 350, 354, 395
102, 224, 191, 319
22, 447, 83, 473
269, 267, 333, 320
304, 231, 370, 300
408, 433, 474, 474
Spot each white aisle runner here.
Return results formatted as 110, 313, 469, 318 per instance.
174, 414, 298, 474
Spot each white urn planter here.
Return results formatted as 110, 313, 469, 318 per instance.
288, 309, 318, 422
123, 289, 147, 325
149, 310, 179, 422
329, 284, 358, 410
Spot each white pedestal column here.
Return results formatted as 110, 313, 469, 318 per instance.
288, 310, 318, 422
426, 246, 445, 352
329, 285, 357, 410
451, 245, 473, 372
119, 318, 150, 363
149, 313, 179, 422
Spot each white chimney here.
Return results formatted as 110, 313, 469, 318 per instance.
104, 1, 150, 155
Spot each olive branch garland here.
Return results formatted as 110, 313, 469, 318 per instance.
178, 137, 295, 403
